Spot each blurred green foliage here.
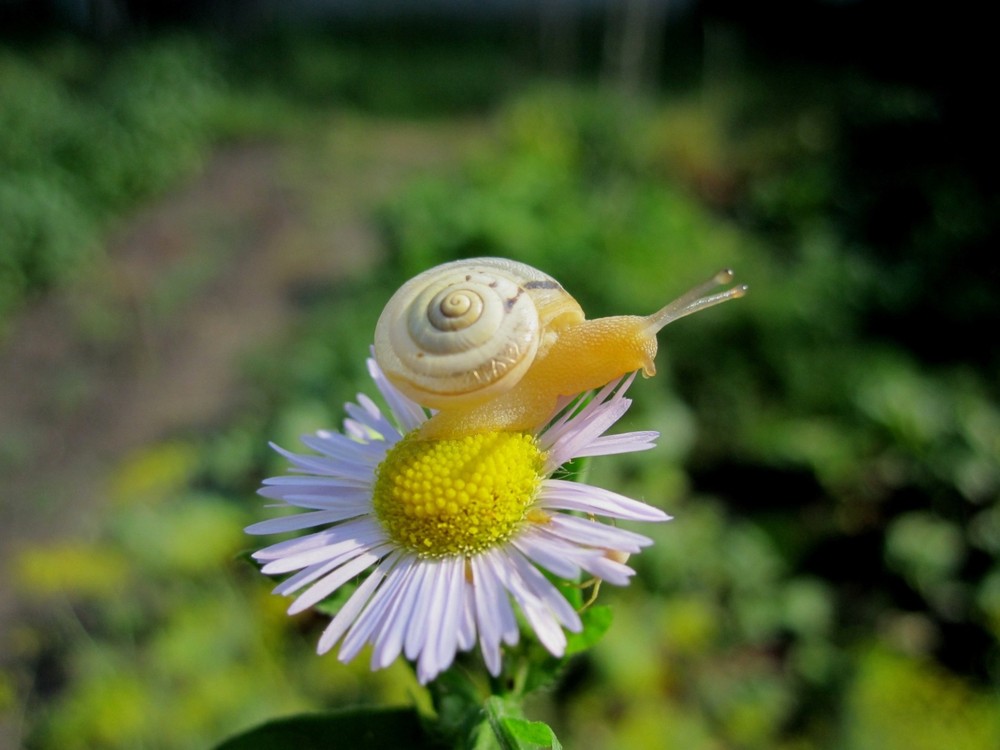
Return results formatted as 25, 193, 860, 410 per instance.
4, 26, 998, 750
0, 36, 222, 323
0, 30, 512, 329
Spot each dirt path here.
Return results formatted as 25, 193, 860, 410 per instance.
0, 116, 484, 742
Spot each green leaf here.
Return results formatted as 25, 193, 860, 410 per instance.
497, 718, 563, 750
427, 665, 490, 744
485, 697, 562, 750
566, 604, 613, 655
213, 707, 442, 750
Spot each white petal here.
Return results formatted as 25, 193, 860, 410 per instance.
261, 475, 370, 489
343, 396, 397, 442
257, 490, 371, 512
318, 552, 399, 654
471, 552, 520, 675
541, 376, 632, 444
253, 527, 344, 562
577, 555, 635, 586
272, 556, 343, 596
543, 375, 629, 439
288, 543, 389, 614
367, 560, 423, 669
542, 514, 654, 553
404, 563, 434, 661
258, 519, 384, 572
511, 535, 582, 580
470, 560, 504, 674
570, 430, 659, 459
508, 551, 581, 631
310, 426, 381, 454
504, 570, 569, 658
299, 432, 385, 468
245, 508, 366, 536
367, 357, 427, 432
418, 558, 465, 683
540, 479, 671, 522
340, 560, 408, 664
268, 442, 351, 476
267, 528, 385, 598
489, 550, 579, 658
544, 398, 631, 470
457, 579, 477, 651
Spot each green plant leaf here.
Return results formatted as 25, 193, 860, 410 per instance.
566, 604, 613, 655
212, 707, 442, 750
485, 697, 562, 750
427, 664, 491, 745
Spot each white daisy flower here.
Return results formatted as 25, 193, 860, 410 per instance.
247, 357, 670, 684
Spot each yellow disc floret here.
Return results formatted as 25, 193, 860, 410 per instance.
372, 431, 545, 557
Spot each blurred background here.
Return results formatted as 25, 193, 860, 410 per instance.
1, 1, 997, 748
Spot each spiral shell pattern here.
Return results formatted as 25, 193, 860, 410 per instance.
375, 258, 560, 408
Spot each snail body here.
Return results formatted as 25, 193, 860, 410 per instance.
374, 257, 745, 439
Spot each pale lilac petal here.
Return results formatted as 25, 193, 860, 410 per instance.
367, 560, 423, 669
257, 518, 385, 572
505, 578, 568, 657
541, 514, 654, 553
367, 356, 427, 432
541, 375, 654, 471
541, 376, 632, 443
288, 544, 390, 614
261, 475, 370, 489
340, 560, 412, 664
543, 398, 632, 470
256, 488, 371, 512
507, 550, 581, 631
516, 531, 635, 586
262, 536, 372, 577
491, 550, 581, 658
576, 555, 635, 586
471, 552, 519, 675
540, 478, 671, 521
404, 563, 434, 661
245, 508, 366, 535
273, 556, 342, 596
543, 376, 629, 439
344, 394, 397, 440
403, 561, 439, 664
511, 535, 582, 580
270, 442, 377, 480
318, 552, 400, 654
570, 430, 659, 458
470, 565, 503, 674
253, 527, 346, 562
343, 418, 379, 442
300, 430, 384, 464
418, 558, 465, 683
267, 443, 341, 475
270, 527, 386, 597
457, 580, 477, 651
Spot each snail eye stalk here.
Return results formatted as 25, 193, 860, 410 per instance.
643, 269, 748, 335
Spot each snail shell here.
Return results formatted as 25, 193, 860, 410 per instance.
374, 257, 584, 410
375, 257, 746, 438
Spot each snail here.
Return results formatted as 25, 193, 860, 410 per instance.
374, 257, 746, 439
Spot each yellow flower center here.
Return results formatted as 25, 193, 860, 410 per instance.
372, 431, 545, 557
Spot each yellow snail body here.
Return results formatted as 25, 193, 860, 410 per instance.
374, 257, 746, 439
